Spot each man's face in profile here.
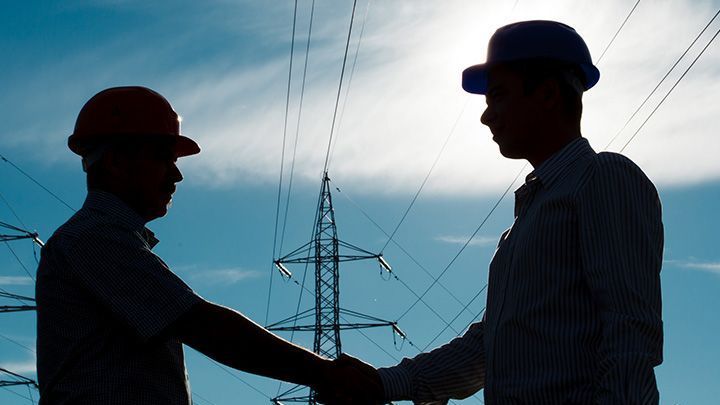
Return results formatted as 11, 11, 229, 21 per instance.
118, 141, 183, 221
481, 66, 543, 161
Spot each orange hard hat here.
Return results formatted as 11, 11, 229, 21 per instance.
68, 86, 200, 157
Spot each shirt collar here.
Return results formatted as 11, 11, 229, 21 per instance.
82, 190, 159, 247
529, 137, 593, 189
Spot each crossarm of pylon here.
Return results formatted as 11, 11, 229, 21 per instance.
272, 384, 311, 403
337, 239, 377, 256
265, 308, 315, 330
340, 308, 394, 324
0, 367, 38, 389
275, 240, 313, 263
0, 221, 43, 246
0, 305, 37, 313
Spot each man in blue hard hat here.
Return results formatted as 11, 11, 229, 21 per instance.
322, 21, 663, 404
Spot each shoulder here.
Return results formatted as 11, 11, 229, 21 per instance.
45, 208, 125, 254
581, 151, 658, 195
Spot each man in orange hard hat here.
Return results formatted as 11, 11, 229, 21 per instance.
36, 86, 345, 404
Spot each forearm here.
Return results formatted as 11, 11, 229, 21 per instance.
378, 321, 486, 402
175, 301, 330, 388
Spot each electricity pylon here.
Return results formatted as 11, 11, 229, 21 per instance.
267, 172, 400, 404
0, 221, 42, 391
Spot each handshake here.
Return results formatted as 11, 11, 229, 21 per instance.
312, 353, 387, 405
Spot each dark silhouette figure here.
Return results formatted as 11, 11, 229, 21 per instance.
324, 20, 664, 405
35, 87, 349, 404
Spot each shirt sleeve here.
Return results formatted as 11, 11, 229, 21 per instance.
377, 321, 486, 404
578, 153, 664, 404
65, 223, 202, 341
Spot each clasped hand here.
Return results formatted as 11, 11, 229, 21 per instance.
314, 353, 385, 405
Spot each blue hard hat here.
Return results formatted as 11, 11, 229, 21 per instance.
462, 20, 600, 94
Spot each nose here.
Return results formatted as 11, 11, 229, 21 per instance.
170, 162, 183, 183
480, 105, 494, 127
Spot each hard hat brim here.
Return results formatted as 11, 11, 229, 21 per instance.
461, 61, 600, 95
462, 64, 490, 95
68, 132, 201, 157
175, 135, 201, 157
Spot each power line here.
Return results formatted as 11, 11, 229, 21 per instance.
620, 21, 720, 153
207, 358, 272, 400
0, 154, 75, 213
604, 8, 720, 150
266, 0, 301, 327
321, 0, 359, 174
332, 182, 477, 321
596, 0, 642, 64
0, 332, 35, 354
278, 0, 317, 261
395, 163, 528, 323
327, 0, 372, 169
191, 391, 220, 405
379, 96, 470, 254
1, 386, 34, 403
3, 242, 36, 283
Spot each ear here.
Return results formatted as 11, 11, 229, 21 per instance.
101, 148, 131, 180
535, 78, 562, 111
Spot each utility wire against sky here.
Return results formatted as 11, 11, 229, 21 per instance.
619, 21, 720, 153
332, 182, 476, 326
378, 96, 471, 255
277, 0, 317, 261
394, 163, 528, 324
321, 0, 359, 175
604, 8, 720, 151
266, 0, 300, 327
595, 0, 641, 65
0, 154, 75, 213
1, 386, 34, 403
327, 0, 372, 170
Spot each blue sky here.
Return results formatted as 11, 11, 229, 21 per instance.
2, 0, 720, 404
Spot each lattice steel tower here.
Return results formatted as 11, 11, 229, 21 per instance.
267, 172, 398, 404
0, 221, 42, 392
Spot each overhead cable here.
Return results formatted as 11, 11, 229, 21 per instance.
604, 7, 720, 150
379, 96, 470, 254
596, 0, 642, 64
266, 0, 300, 327
278, 0, 317, 260
395, 163, 528, 323
0, 154, 75, 213
321, 0, 359, 174
619, 22, 720, 152
327, 0, 372, 169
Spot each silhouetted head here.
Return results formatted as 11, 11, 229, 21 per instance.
69, 86, 200, 221
462, 20, 599, 166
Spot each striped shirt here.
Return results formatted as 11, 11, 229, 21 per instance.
36, 190, 202, 404
378, 138, 664, 404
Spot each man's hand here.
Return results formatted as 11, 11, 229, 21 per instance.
314, 353, 385, 405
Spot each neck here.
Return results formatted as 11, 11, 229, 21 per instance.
527, 129, 581, 168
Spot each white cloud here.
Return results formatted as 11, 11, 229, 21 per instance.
667, 259, 720, 275
434, 235, 498, 247
189, 268, 263, 285
5, 0, 720, 196
0, 276, 33, 286
174, 0, 720, 196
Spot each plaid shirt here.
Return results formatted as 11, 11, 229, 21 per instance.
36, 191, 202, 404
379, 138, 664, 404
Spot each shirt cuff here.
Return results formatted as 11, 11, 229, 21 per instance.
377, 364, 413, 401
